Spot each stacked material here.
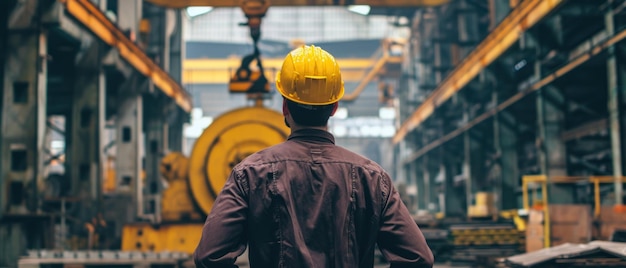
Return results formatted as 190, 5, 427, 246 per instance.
502, 241, 626, 267
18, 250, 190, 268
448, 222, 524, 263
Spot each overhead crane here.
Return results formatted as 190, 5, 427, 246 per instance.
183, 38, 405, 102
183, 58, 378, 84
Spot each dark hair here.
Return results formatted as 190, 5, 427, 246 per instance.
285, 98, 335, 127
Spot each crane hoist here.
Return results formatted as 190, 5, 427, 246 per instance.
228, 0, 271, 95
121, 0, 291, 254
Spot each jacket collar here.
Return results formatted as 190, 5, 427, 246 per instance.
287, 128, 335, 144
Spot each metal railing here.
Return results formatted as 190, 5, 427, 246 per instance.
521, 175, 626, 248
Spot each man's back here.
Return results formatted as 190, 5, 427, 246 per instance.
194, 129, 434, 268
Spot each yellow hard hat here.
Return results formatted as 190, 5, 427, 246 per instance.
276, 45, 344, 105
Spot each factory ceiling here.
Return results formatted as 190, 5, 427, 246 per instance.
145, 0, 450, 8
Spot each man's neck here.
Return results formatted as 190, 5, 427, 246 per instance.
290, 125, 328, 133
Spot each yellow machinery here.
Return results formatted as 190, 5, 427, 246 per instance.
122, 106, 290, 253
467, 192, 497, 219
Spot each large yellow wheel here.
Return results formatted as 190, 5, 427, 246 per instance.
188, 107, 290, 215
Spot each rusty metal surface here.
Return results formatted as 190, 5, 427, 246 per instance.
587, 241, 626, 258
505, 241, 626, 267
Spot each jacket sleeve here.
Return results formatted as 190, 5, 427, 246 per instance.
193, 170, 248, 268
376, 174, 434, 268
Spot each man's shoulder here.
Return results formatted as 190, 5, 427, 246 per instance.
233, 141, 388, 175
232, 142, 286, 170
328, 145, 389, 174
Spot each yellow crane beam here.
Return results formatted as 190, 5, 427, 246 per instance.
185, 38, 406, 102
392, 0, 563, 145
60, 0, 192, 112
146, 0, 450, 8
342, 39, 403, 101
183, 58, 387, 84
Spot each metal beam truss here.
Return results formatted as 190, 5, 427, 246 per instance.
393, 0, 564, 144
60, 0, 192, 112
398, 0, 626, 216
403, 17, 626, 164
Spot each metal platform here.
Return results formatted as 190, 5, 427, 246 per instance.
18, 250, 190, 268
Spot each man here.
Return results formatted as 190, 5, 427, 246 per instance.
194, 45, 434, 268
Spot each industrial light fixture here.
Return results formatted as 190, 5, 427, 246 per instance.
187, 6, 213, 17
347, 5, 370, 16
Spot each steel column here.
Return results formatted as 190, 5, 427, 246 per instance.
115, 76, 144, 221
491, 87, 503, 212
444, 152, 464, 216
144, 2, 166, 68
165, 8, 185, 152
492, 80, 520, 210
168, 10, 183, 84
497, 111, 519, 209
404, 162, 418, 214
470, 132, 487, 191
0, 0, 9, 224
463, 131, 472, 215
433, 7, 444, 85
167, 108, 185, 152
422, 156, 433, 212
537, 86, 572, 203
415, 160, 426, 211
462, 95, 475, 214
437, 163, 445, 214
69, 43, 105, 207
410, 161, 419, 213
143, 94, 165, 223
1, 15, 47, 215
606, 7, 623, 207
1, 2, 47, 265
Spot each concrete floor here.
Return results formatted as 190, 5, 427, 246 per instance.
184, 249, 472, 268
228, 250, 472, 267
183, 249, 472, 268
232, 263, 466, 268
230, 251, 469, 268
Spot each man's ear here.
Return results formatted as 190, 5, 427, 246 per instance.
282, 99, 289, 116
330, 102, 339, 116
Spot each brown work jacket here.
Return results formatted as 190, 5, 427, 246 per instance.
193, 129, 434, 268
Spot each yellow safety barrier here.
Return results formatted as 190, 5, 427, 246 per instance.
589, 176, 626, 218
521, 175, 626, 248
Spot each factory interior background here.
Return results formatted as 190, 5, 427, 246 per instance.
2, 0, 626, 267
